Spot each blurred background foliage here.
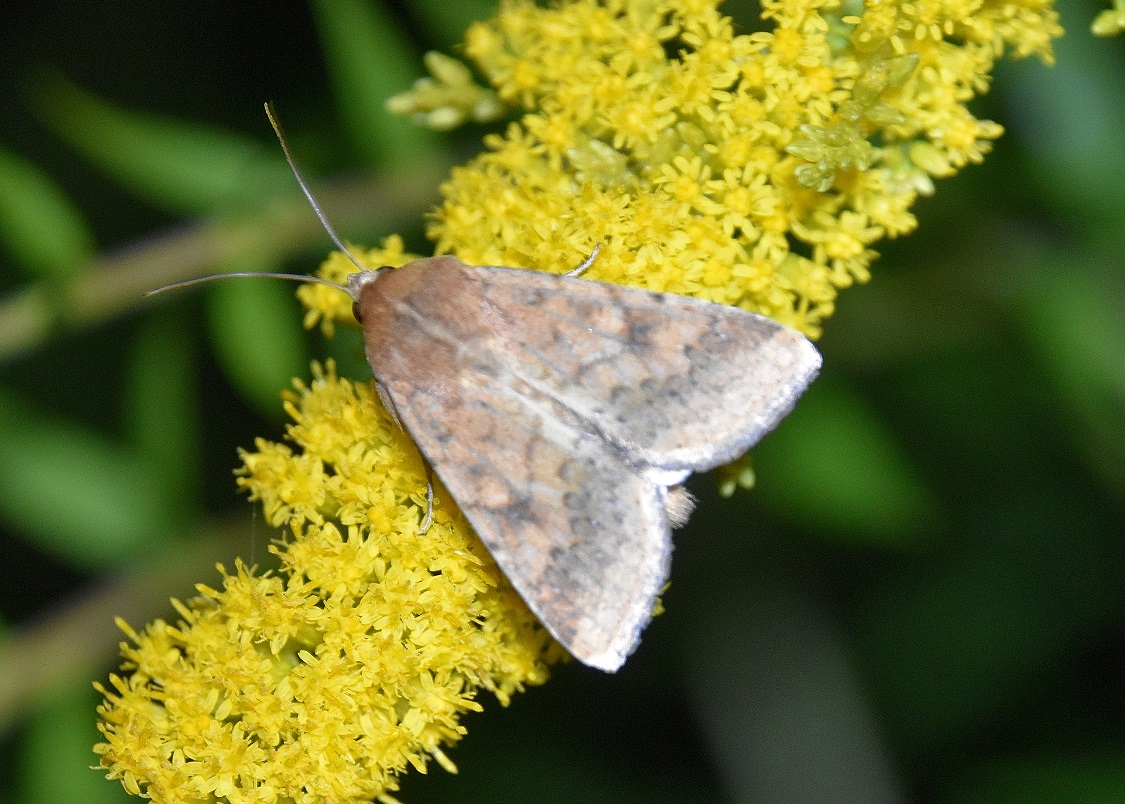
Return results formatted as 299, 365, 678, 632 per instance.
0, 1, 1122, 802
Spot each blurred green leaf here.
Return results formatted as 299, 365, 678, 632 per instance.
0, 145, 95, 282
1017, 258, 1125, 501
1002, 5, 1125, 228
321, 322, 372, 381
205, 274, 309, 418
857, 487, 1124, 752
126, 308, 201, 520
407, 0, 498, 47
753, 379, 939, 543
0, 393, 177, 569
946, 756, 1125, 804
310, 0, 439, 164
0, 286, 54, 360
686, 577, 905, 804
18, 681, 133, 804
36, 76, 294, 214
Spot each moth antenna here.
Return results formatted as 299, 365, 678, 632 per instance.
264, 101, 368, 274
146, 272, 348, 298
147, 104, 371, 298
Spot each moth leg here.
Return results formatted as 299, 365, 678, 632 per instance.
419, 465, 435, 534
565, 242, 602, 277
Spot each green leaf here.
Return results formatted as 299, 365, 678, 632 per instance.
126, 307, 201, 519
406, 0, 499, 48
0, 145, 95, 282
18, 681, 133, 804
1018, 261, 1125, 500
205, 274, 309, 418
310, 0, 439, 164
686, 579, 904, 804
1003, 13, 1125, 226
36, 76, 293, 214
856, 488, 1121, 751
753, 379, 939, 543
0, 393, 177, 569
948, 756, 1125, 804
322, 325, 371, 383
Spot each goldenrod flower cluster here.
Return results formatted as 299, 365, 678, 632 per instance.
384, 0, 1061, 339
97, 363, 562, 803
1093, 0, 1125, 35
96, 1, 1062, 802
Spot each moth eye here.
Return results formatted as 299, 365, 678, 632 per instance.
352, 301, 364, 322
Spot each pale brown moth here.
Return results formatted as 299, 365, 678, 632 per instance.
151, 106, 821, 672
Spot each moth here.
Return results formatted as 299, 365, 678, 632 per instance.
152, 106, 821, 671
346, 254, 820, 670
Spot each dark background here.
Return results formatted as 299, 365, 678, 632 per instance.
0, 1, 1123, 802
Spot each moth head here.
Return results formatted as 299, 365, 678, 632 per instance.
345, 268, 393, 323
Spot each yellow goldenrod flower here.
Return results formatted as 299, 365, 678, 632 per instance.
97, 362, 562, 803
384, 51, 504, 130
1093, 0, 1125, 35
97, 1, 1062, 801
377, 0, 1062, 338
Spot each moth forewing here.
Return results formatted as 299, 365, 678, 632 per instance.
351, 256, 820, 671
459, 266, 821, 470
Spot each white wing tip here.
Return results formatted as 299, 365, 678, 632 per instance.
578, 646, 629, 673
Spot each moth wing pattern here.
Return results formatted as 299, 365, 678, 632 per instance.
379, 367, 680, 671
471, 266, 822, 474
360, 258, 821, 670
